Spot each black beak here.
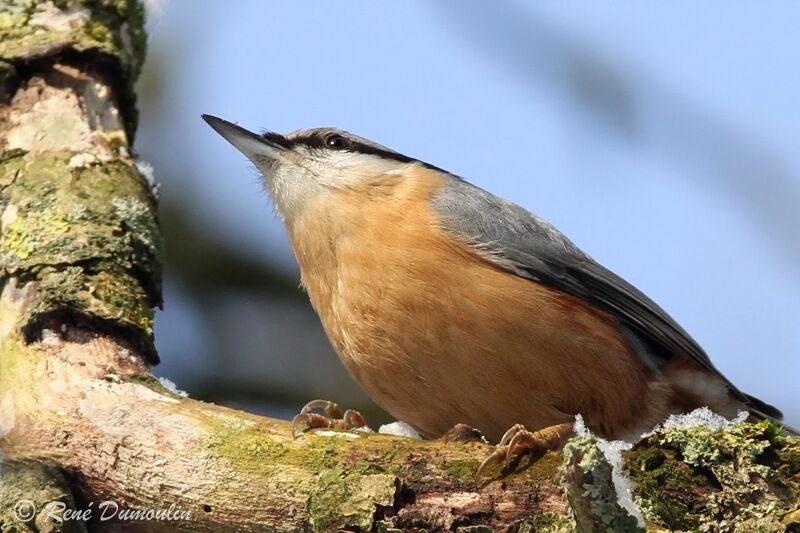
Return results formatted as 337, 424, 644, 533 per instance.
202, 114, 285, 161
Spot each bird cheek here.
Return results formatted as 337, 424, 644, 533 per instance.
305, 166, 358, 191
277, 169, 332, 219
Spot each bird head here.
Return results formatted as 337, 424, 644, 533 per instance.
202, 115, 423, 223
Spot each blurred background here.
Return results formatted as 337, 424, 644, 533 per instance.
136, 1, 800, 427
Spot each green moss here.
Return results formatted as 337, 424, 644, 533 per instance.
443, 458, 480, 484
0, 0, 146, 79
518, 512, 576, 533
205, 424, 643, 531
122, 372, 166, 393
206, 422, 584, 531
0, 335, 45, 411
26, 267, 154, 335
308, 468, 395, 531
0, 0, 35, 32
86, 19, 113, 44
207, 421, 798, 533
203, 424, 401, 531
205, 421, 290, 473
776, 435, 800, 487
523, 450, 564, 486
1, 153, 160, 273
3, 210, 70, 260
300, 432, 411, 480
626, 421, 800, 532
0, 151, 161, 340
625, 444, 714, 530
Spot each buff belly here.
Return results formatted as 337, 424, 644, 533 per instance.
289, 169, 670, 442
322, 231, 664, 442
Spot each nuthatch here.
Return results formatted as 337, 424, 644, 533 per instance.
203, 115, 794, 473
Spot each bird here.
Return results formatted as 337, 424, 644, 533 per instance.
202, 114, 794, 475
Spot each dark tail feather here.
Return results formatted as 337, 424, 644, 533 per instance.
746, 393, 783, 419
745, 393, 799, 436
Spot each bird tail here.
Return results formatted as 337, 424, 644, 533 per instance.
745, 393, 799, 436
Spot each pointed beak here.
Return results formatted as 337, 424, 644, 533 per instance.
202, 114, 285, 162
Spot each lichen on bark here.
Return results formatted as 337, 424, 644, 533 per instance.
0, 150, 161, 359
562, 437, 641, 532
0, 0, 159, 361
625, 421, 800, 532
0, 0, 145, 77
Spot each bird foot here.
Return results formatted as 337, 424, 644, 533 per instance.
291, 399, 367, 438
476, 422, 573, 481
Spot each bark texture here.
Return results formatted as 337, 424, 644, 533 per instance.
1, 2, 799, 532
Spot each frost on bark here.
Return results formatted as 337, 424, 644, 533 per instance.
0, 1, 799, 532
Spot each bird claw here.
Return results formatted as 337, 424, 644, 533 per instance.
291, 399, 366, 438
476, 422, 573, 482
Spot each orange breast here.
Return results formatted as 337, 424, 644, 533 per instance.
287, 167, 667, 441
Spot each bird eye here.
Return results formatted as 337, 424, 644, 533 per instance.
324, 134, 348, 150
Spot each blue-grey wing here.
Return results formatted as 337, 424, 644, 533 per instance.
431, 175, 782, 418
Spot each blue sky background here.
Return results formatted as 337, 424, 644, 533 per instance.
137, 1, 799, 426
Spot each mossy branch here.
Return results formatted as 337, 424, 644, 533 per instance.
1, 328, 581, 532
2, 325, 799, 532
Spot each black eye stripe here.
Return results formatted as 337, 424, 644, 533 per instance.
263, 130, 447, 172
300, 133, 414, 162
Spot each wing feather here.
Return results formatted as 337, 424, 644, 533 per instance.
432, 175, 784, 420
